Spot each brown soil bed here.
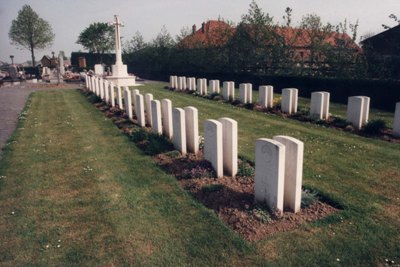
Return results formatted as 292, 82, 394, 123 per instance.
155, 153, 338, 242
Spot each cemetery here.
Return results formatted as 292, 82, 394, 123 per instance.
1, 3, 400, 266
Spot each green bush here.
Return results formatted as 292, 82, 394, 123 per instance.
201, 184, 225, 193
145, 134, 175, 155
130, 128, 149, 142
301, 189, 319, 208
363, 119, 386, 135
237, 160, 255, 177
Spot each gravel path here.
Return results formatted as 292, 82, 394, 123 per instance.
0, 83, 78, 160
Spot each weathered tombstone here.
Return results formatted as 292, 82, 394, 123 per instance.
204, 119, 223, 178
94, 64, 104, 75
259, 85, 273, 108
151, 100, 162, 135
104, 80, 110, 103
172, 108, 187, 155
99, 78, 104, 100
117, 85, 123, 109
218, 118, 238, 177
161, 99, 173, 139
144, 93, 153, 127
281, 88, 298, 114
239, 83, 248, 103
223, 81, 235, 101
246, 83, 253, 103
184, 106, 199, 154
254, 138, 285, 213
131, 89, 139, 109
182, 76, 187, 90
170, 75, 176, 89
201, 78, 207, 95
178, 77, 184, 91
394, 102, 400, 137
197, 79, 205, 95
347, 96, 370, 129
209, 80, 220, 94
273, 136, 303, 213
135, 94, 145, 127
110, 82, 115, 107
190, 77, 196, 91
187, 77, 192, 90
310, 91, 330, 120
124, 88, 133, 120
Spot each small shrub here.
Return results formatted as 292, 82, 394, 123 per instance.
198, 136, 205, 150
201, 184, 224, 193
301, 189, 319, 208
164, 150, 181, 158
180, 166, 214, 179
88, 94, 102, 104
208, 92, 220, 100
244, 103, 255, 110
231, 99, 241, 106
251, 207, 272, 224
145, 134, 174, 155
363, 119, 386, 135
237, 161, 255, 177
130, 128, 149, 142
332, 117, 350, 128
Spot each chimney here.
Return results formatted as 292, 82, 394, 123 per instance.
201, 22, 205, 33
192, 24, 197, 34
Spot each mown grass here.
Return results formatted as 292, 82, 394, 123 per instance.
0, 90, 261, 266
135, 82, 400, 266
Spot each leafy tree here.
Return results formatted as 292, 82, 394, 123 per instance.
77, 22, 114, 63
382, 14, 399, 29
8, 5, 55, 66
152, 25, 175, 48
124, 31, 147, 53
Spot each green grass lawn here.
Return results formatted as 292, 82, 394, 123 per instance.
0, 84, 399, 266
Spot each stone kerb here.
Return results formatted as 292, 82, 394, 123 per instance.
347, 96, 370, 129
273, 136, 304, 213
161, 99, 173, 139
110, 82, 115, 107
281, 88, 298, 114
204, 119, 223, 178
259, 85, 273, 108
310, 91, 330, 120
124, 88, 133, 120
117, 85, 123, 109
172, 108, 187, 155
184, 106, 199, 154
218, 118, 238, 177
394, 102, 400, 137
151, 100, 162, 135
135, 94, 145, 127
223, 81, 235, 101
254, 138, 285, 213
144, 93, 153, 127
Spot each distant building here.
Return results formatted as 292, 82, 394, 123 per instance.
40, 55, 58, 68
361, 25, 400, 79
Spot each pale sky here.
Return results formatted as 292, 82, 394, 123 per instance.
0, 0, 399, 64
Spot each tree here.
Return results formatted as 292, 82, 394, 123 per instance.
382, 14, 400, 30
8, 5, 55, 66
152, 25, 175, 48
124, 31, 148, 53
77, 22, 114, 63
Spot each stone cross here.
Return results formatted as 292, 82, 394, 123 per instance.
110, 15, 124, 66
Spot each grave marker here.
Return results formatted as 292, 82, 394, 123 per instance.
135, 94, 145, 127
204, 119, 223, 178
347, 96, 370, 129
218, 118, 238, 177
394, 102, 400, 137
110, 82, 115, 107
151, 100, 162, 135
172, 108, 187, 155
184, 106, 199, 154
117, 85, 123, 109
144, 93, 153, 127
124, 88, 133, 120
161, 99, 173, 139
310, 91, 330, 120
259, 85, 273, 108
281, 88, 298, 114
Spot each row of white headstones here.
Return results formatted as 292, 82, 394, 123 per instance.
85, 74, 304, 213
170, 75, 400, 135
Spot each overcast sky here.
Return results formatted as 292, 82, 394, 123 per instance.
0, 0, 398, 64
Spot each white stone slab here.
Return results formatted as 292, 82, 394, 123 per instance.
246, 83, 253, 103
218, 118, 238, 177
170, 75, 175, 88
311, 91, 330, 120
254, 138, 285, 213
144, 93, 153, 127
347, 96, 370, 129
281, 88, 298, 114
184, 106, 199, 154
151, 100, 162, 135
161, 99, 173, 139
204, 119, 223, 178
209, 80, 220, 94
124, 88, 133, 120
131, 89, 139, 109
99, 78, 104, 100
172, 108, 187, 155
135, 94, 145, 127
273, 136, 303, 213
394, 102, 400, 137
104, 80, 110, 103
190, 77, 196, 91
239, 83, 248, 103
259, 85, 273, 108
178, 76, 184, 91
223, 81, 235, 101
94, 64, 104, 75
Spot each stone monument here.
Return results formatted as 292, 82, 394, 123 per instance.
106, 15, 136, 87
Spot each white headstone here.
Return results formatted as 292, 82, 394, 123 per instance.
110, 82, 115, 107
184, 106, 199, 154
239, 83, 248, 103
131, 89, 139, 109
273, 136, 303, 213
310, 91, 330, 120
347, 96, 370, 129
178, 77, 184, 91
151, 100, 162, 135
105, 80, 110, 103
161, 99, 173, 139
246, 83, 252, 103
259, 85, 273, 108
204, 119, 223, 178
254, 138, 285, 213
124, 88, 133, 120
172, 108, 187, 155
281, 88, 298, 114
170, 75, 176, 89
190, 77, 196, 91
197, 79, 204, 95
187, 77, 192, 90
144, 93, 153, 127
99, 78, 104, 100
394, 102, 400, 137
117, 85, 123, 109
218, 118, 238, 177
209, 80, 220, 94
135, 94, 145, 127
94, 64, 104, 75
223, 81, 235, 101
